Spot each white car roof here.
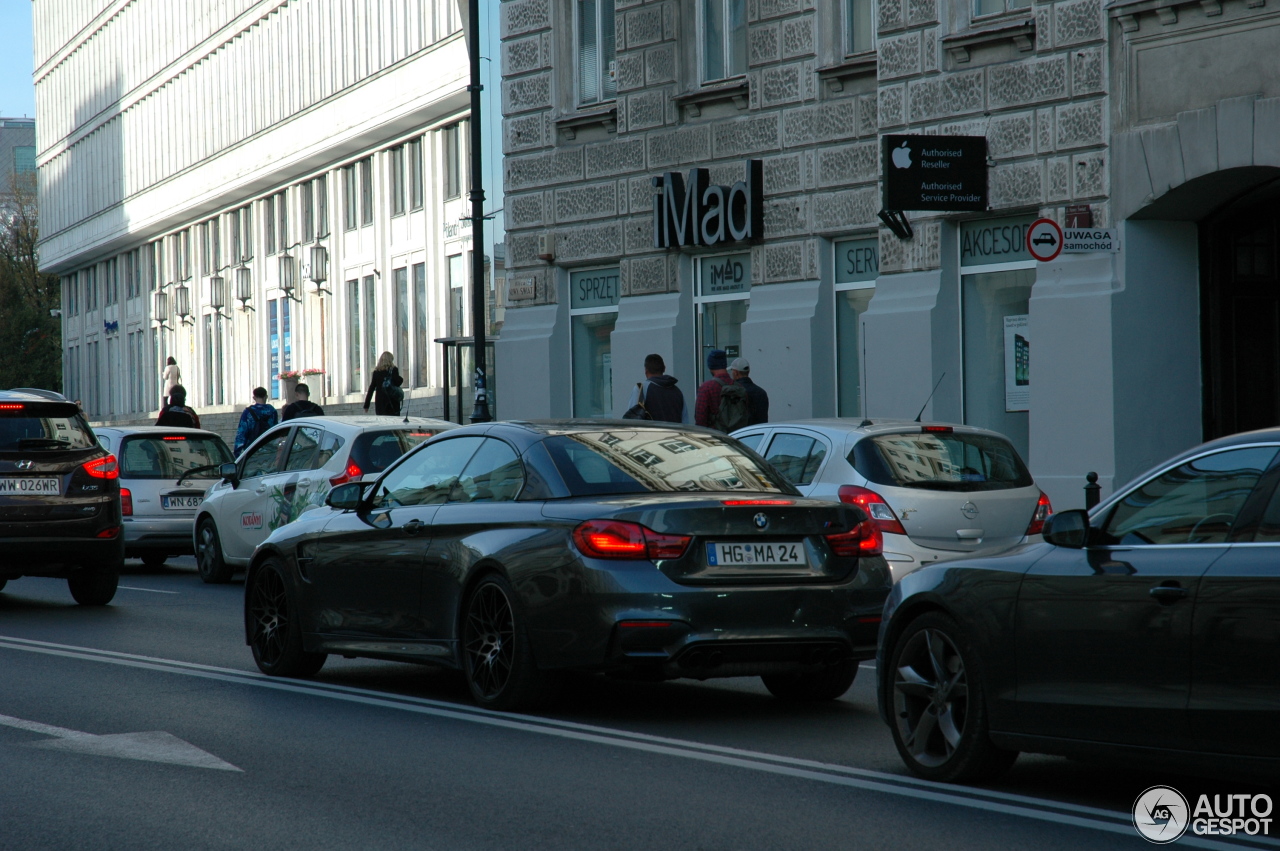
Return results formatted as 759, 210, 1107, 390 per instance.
94, 425, 222, 438
734, 418, 1017, 442
278, 415, 457, 436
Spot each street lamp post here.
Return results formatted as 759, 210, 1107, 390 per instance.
467, 0, 492, 423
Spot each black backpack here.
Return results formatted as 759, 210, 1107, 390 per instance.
382, 373, 405, 405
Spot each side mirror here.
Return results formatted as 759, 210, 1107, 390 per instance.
1043, 509, 1090, 548
326, 482, 364, 511
218, 462, 239, 488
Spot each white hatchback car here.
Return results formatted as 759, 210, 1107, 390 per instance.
193, 415, 456, 583
94, 426, 234, 568
732, 419, 1050, 580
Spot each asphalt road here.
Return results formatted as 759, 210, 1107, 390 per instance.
0, 558, 1273, 850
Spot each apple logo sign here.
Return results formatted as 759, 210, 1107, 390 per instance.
892, 142, 912, 169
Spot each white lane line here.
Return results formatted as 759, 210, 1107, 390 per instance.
0, 714, 240, 771
117, 587, 180, 595
0, 635, 1270, 850
0, 713, 89, 739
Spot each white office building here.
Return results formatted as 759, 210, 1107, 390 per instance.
36, 0, 502, 427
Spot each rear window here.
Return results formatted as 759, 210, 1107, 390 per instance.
350, 429, 443, 475
542, 429, 795, 496
119, 434, 233, 479
0, 403, 97, 452
852, 431, 1033, 492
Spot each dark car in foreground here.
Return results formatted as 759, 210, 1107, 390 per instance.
0, 390, 123, 605
878, 428, 1280, 782
245, 420, 892, 710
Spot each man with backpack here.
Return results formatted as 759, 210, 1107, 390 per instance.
234, 387, 279, 455
155, 385, 201, 429
622, 353, 688, 423
694, 350, 750, 433
281, 382, 325, 421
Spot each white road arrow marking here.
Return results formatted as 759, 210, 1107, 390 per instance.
0, 714, 241, 772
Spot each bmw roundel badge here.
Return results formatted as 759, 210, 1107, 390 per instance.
753, 513, 769, 530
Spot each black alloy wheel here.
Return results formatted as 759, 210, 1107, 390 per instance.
462, 574, 556, 712
196, 518, 233, 584
247, 558, 325, 678
141, 553, 167, 569
888, 612, 1017, 782
762, 657, 858, 701
67, 569, 119, 606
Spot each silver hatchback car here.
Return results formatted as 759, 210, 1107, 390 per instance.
94, 426, 234, 568
732, 419, 1050, 580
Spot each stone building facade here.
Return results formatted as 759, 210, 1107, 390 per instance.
499, 0, 1280, 508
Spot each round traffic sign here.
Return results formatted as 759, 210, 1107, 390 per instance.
1026, 218, 1063, 262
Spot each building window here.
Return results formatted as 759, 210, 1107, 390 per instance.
363, 274, 377, 380
394, 266, 410, 378
264, 197, 277, 255
343, 165, 357, 231
846, 0, 874, 55
408, 138, 423, 211
302, 181, 315, 242
268, 297, 293, 400
359, 157, 374, 226
105, 258, 118, 306
833, 237, 878, 417
85, 265, 98, 312
315, 175, 329, 238
390, 146, 406, 216
13, 145, 35, 174
413, 262, 429, 386
150, 240, 162, 290
66, 274, 77, 316
229, 209, 242, 266
695, 252, 750, 381
974, 0, 1030, 15
201, 217, 220, 275
276, 191, 289, 251
347, 278, 362, 392
443, 125, 462, 200
577, 0, 616, 106
701, 0, 746, 83
240, 205, 254, 261
959, 216, 1036, 461
203, 313, 225, 406
447, 254, 467, 338
570, 267, 620, 418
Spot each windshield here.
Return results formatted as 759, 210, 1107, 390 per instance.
542, 430, 795, 496
0, 403, 97, 451
119, 434, 233, 479
350, 429, 444, 475
853, 431, 1033, 492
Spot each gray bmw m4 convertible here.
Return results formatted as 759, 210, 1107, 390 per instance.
243, 420, 892, 711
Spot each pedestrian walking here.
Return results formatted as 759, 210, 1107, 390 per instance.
234, 387, 278, 455
281, 382, 325, 421
729, 357, 769, 425
694, 349, 750, 432
162, 357, 181, 407
622, 353, 688, 423
363, 351, 405, 416
155, 385, 201, 429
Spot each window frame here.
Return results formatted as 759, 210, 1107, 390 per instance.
699, 0, 747, 84
442, 124, 462, 201
389, 145, 406, 216
845, 0, 875, 56
575, 0, 617, 107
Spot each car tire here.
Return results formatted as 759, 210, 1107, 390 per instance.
141, 553, 167, 569
67, 569, 119, 606
196, 518, 233, 584
461, 573, 558, 712
762, 657, 858, 701
247, 557, 326, 678
887, 611, 1017, 783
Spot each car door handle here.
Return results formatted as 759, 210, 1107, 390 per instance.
403, 519, 423, 536
1150, 583, 1189, 603
255, 487, 266, 494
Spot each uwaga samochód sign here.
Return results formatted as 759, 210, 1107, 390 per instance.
653, 160, 764, 250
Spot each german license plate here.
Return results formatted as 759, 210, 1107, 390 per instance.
162, 495, 202, 510
0, 477, 59, 496
706, 541, 806, 568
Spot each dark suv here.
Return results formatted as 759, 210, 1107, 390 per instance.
0, 390, 123, 605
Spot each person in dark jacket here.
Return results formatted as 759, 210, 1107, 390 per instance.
155, 385, 201, 429
281, 383, 325, 421
729, 357, 769, 425
363, 351, 404, 416
623, 353, 688, 423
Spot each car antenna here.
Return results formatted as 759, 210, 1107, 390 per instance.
913, 372, 947, 423
402, 395, 411, 424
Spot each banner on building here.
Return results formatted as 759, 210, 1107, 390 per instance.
1004, 314, 1030, 412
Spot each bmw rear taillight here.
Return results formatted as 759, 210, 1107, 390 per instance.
82, 454, 119, 480
573, 520, 691, 561
120, 488, 132, 516
825, 520, 883, 557
1026, 491, 1053, 536
837, 485, 906, 535
329, 460, 362, 487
